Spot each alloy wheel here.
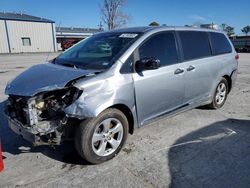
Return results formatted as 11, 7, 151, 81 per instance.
92, 118, 124, 157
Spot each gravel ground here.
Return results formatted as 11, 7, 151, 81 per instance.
0, 53, 249, 188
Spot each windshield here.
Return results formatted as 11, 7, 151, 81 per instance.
54, 32, 141, 70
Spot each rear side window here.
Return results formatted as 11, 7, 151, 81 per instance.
210, 32, 232, 55
139, 32, 179, 67
179, 31, 211, 61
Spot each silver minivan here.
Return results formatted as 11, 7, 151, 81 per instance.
5, 26, 238, 164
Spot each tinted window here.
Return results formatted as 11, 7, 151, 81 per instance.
179, 31, 211, 61
139, 32, 178, 66
210, 32, 232, 55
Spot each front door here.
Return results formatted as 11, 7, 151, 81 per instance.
132, 31, 186, 126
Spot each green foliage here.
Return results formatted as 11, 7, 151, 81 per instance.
222, 24, 235, 37
149, 21, 160, 26
241, 26, 250, 36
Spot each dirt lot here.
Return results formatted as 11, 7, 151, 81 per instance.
0, 53, 250, 188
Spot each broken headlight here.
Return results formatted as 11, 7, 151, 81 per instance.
34, 87, 83, 121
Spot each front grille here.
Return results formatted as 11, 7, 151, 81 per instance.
8, 95, 29, 125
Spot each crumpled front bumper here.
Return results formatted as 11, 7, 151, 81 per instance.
6, 114, 40, 145
5, 112, 62, 146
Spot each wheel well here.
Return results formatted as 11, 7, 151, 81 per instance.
223, 75, 232, 93
109, 104, 134, 135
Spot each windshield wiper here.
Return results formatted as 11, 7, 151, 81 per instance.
52, 58, 79, 69
60, 63, 79, 69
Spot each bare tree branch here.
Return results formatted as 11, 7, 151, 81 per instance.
100, 0, 130, 30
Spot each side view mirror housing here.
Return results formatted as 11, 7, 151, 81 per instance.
135, 57, 161, 72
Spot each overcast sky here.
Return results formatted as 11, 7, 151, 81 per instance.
1, 0, 249, 35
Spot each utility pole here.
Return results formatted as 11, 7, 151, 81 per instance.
98, 21, 103, 31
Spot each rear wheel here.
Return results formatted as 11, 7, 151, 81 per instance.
75, 108, 128, 164
208, 78, 228, 109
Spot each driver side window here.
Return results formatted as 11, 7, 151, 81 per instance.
139, 32, 179, 67
120, 32, 179, 74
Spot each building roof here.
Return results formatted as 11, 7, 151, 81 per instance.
230, 35, 250, 39
56, 27, 101, 39
0, 12, 54, 23
56, 27, 101, 33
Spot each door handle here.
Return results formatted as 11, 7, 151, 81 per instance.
174, 68, 184, 75
187, 65, 195, 71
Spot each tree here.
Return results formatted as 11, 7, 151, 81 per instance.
149, 21, 160, 26
100, 0, 129, 30
241, 26, 250, 36
222, 25, 235, 37
221, 23, 227, 31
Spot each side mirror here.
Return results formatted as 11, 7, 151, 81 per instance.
135, 57, 161, 72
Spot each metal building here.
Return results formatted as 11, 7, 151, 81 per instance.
0, 12, 57, 53
230, 35, 250, 52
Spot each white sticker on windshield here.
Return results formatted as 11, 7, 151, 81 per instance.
119, 33, 138, 38
102, 62, 109, 66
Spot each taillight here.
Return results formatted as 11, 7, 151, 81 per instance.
235, 54, 239, 60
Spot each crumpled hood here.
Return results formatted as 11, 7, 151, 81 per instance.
5, 63, 97, 96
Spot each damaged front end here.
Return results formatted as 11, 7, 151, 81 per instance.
5, 87, 82, 145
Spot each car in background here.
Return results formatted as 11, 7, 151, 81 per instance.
236, 45, 250, 53
61, 39, 81, 51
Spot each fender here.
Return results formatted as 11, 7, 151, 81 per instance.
64, 69, 138, 128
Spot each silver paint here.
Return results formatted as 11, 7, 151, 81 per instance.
5, 63, 97, 96
5, 26, 238, 131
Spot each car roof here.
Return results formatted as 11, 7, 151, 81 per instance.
111, 26, 155, 33
100, 26, 224, 34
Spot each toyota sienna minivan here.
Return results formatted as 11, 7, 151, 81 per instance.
5, 26, 238, 164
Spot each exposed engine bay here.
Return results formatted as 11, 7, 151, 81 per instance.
6, 87, 82, 145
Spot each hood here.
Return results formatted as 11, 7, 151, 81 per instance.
5, 63, 98, 96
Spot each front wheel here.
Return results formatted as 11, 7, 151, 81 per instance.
75, 108, 128, 164
208, 78, 228, 109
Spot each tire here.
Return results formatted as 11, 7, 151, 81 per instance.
75, 108, 128, 164
208, 78, 228, 109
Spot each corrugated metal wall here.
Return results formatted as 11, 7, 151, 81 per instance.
0, 20, 10, 53
0, 20, 57, 53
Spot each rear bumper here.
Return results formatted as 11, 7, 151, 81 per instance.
231, 69, 238, 88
